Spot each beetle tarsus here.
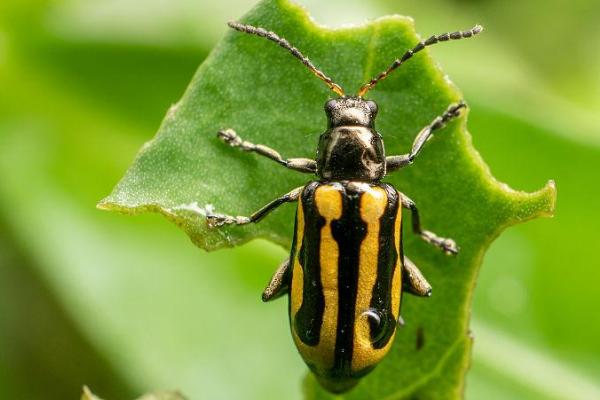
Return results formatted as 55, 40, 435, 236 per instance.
206, 212, 251, 228
422, 230, 459, 255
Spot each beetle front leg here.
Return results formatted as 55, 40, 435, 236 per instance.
386, 101, 467, 173
206, 186, 303, 228
399, 192, 458, 255
218, 129, 316, 173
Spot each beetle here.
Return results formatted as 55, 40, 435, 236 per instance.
206, 21, 482, 393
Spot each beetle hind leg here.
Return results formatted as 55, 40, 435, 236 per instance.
402, 257, 432, 297
262, 258, 291, 302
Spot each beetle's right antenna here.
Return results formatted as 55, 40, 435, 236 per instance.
358, 25, 483, 97
228, 21, 345, 97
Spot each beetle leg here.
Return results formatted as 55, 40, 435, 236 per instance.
206, 186, 303, 228
217, 129, 317, 173
206, 187, 303, 228
402, 256, 432, 297
385, 101, 467, 173
399, 192, 459, 255
262, 258, 291, 302
397, 315, 405, 327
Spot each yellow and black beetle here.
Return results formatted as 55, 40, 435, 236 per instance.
207, 21, 482, 393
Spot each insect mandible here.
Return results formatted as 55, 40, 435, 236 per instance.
206, 21, 483, 393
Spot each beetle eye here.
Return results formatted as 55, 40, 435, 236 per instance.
325, 99, 337, 113
367, 100, 378, 115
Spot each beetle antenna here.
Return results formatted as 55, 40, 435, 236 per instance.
228, 21, 345, 97
358, 25, 483, 97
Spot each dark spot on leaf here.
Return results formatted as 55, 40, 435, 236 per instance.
416, 326, 425, 351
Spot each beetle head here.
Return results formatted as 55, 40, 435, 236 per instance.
325, 97, 378, 128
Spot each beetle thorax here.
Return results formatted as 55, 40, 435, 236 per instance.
317, 97, 385, 181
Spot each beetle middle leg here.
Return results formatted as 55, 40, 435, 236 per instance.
262, 258, 290, 302
206, 186, 303, 228
217, 129, 316, 173
386, 101, 467, 173
399, 192, 459, 255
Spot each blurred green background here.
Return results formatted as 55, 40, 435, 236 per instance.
0, 0, 599, 399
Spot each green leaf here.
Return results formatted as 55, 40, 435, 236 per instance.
135, 393, 187, 400
99, 0, 555, 398
82, 386, 186, 400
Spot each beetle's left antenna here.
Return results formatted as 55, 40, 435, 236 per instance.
228, 21, 345, 97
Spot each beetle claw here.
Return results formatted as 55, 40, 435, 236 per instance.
217, 128, 242, 147
205, 213, 226, 228
441, 238, 459, 255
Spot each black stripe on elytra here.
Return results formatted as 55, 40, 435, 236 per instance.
369, 184, 400, 349
331, 183, 367, 376
294, 181, 326, 346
